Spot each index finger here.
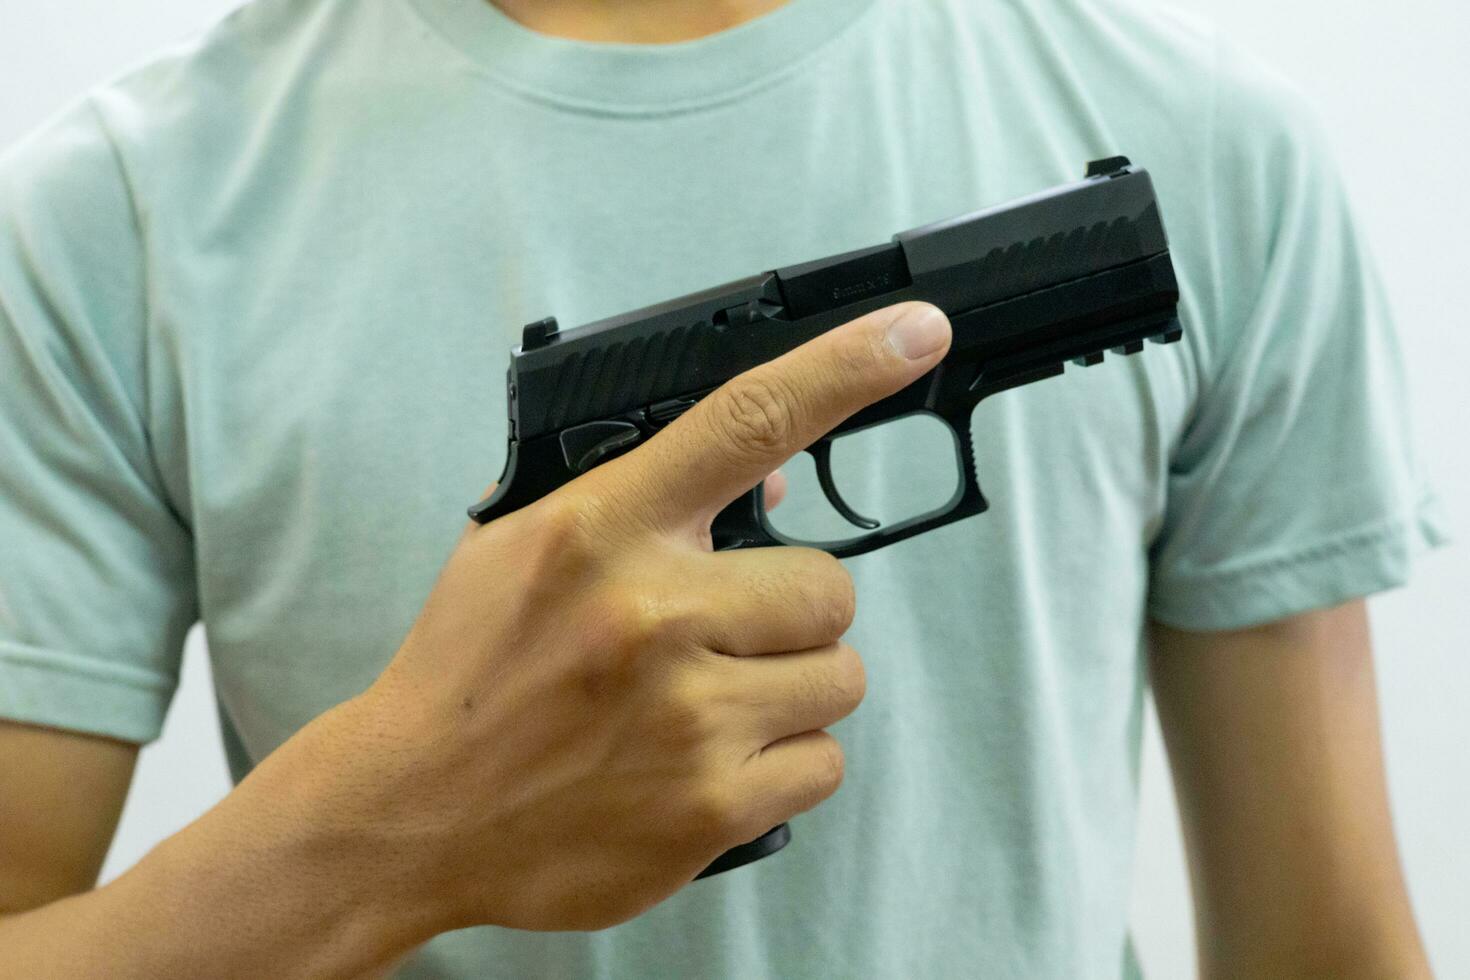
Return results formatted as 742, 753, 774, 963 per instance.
596, 300, 951, 531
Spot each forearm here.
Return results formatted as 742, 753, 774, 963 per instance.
0, 700, 442, 979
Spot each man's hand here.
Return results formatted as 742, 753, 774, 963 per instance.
340, 298, 952, 933
0, 299, 950, 979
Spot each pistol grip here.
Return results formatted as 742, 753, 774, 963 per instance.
710, 483, 781, 551
695, 823, 792, 879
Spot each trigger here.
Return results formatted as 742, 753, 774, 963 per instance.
809, 439, 880, 531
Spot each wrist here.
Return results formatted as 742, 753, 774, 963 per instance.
106, 697, 451, 978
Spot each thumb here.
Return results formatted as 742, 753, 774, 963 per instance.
600, 300, 951, 531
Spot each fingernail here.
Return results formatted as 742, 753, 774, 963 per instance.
885, 303, 949, 360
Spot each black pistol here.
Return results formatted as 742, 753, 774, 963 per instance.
468, 155, 1183, 878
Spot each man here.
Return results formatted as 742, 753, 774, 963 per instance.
0, 0, 1447, 976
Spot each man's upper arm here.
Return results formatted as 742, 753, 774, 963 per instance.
0, 721, 137, 914
1146, 36, 1446, 634
0, 96, 197, 909
1148, 600, 1430, 977
0, 100, 196, 743
1139, 33, 1447, 978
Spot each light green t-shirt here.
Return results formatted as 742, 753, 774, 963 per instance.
0, 0, 1448, 976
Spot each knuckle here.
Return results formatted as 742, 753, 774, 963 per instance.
801, 664, 842, 716
532, 492, 616, 563
661, 677, 715, 752
531, 493, 584, 544
805, 551, 856, 639
835, 327, 888, 378
712, 375, 797, 458
836, 645, 867, 709
809, 735, 846, 798
820, 583, 857, 641
584, 590, 649, 671
584, 586, 698, 699
798, 647, 865, 721
633, 591, 699, 649
597, 586, 679, 651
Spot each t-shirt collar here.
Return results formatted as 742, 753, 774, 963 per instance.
399, 0, 881, 115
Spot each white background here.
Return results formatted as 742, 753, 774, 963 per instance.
2, 1, 1465, 976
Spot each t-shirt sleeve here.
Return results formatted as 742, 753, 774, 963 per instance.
0, 99, 197, 743
1146, 39, 1451, 632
